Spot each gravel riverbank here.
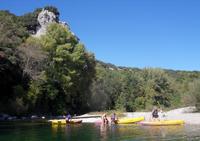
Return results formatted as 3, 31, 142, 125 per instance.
80, 107, 200, 124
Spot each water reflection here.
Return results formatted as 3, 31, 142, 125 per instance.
95, 124, 192, 141
140, 125, 185, 141
100, 124, 109, 141
1, 122, 200, 141
51, 124, 82, 134
50, 123, 200, 141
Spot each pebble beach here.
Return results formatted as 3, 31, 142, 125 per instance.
78, 107, 200, 124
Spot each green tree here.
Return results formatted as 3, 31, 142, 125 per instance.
188, 80, 200, 111
0, 10, 28, 48
142, 68, 174, 108
0, 10, 29, 115
28, 23, 95, 115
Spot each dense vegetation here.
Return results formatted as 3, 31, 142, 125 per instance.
0, 7, 95, 115
0, 7, 200, 116
91, 61, 200, 112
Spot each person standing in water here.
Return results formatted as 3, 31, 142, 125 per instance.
111, 113, 118, 124
102, 113, 109, 124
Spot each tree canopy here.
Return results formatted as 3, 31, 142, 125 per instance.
1, 7, 200, 116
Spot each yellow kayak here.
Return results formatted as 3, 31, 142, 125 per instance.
140, 120, 184, 126
115, 117, 144, 124
50, 119, 82, 124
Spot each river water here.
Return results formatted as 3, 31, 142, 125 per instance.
0, 122, 200, 141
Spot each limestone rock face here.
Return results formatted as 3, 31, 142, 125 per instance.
34, 9, 56, 37
34, 9, 79, 41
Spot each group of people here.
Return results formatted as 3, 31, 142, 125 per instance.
66, 106, 164, 124
101, 113, 118, 124
102, 106, 164, 124
66, 112, 117, 124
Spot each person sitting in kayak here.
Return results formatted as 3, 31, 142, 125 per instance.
152, 107, 159, 121
111, 113, 118, 124
102, 114, 109, 124
66, 113, 72, 123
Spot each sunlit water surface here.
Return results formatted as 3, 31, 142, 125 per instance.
0, 122, 200, 141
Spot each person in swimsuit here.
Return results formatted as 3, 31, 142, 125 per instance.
111, 113, 118, 124
102, 114, 109, 124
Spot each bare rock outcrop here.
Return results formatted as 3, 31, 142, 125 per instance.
34, 9, 56, 37
33, 9, 79, 41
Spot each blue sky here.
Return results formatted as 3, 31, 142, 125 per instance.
1, 0, 200, 71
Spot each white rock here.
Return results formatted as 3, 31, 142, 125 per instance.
34, 9, 56, 37
33, 9, 79, 41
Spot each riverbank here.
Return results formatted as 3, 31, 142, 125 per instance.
124, 106, 200, 125
78, 107, 200, 125
1, 107, 199, 125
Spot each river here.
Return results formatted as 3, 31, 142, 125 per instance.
0, 121, 200, 141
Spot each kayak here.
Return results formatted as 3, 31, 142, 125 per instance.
115, 117, 144, 124
66, 119, 82, 124
50, 119, 82, 124
140, 120, 184, 126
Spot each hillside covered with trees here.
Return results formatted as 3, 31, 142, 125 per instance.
0, 6, 200, 116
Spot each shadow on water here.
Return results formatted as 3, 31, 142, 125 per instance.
1, 121, 200, 141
